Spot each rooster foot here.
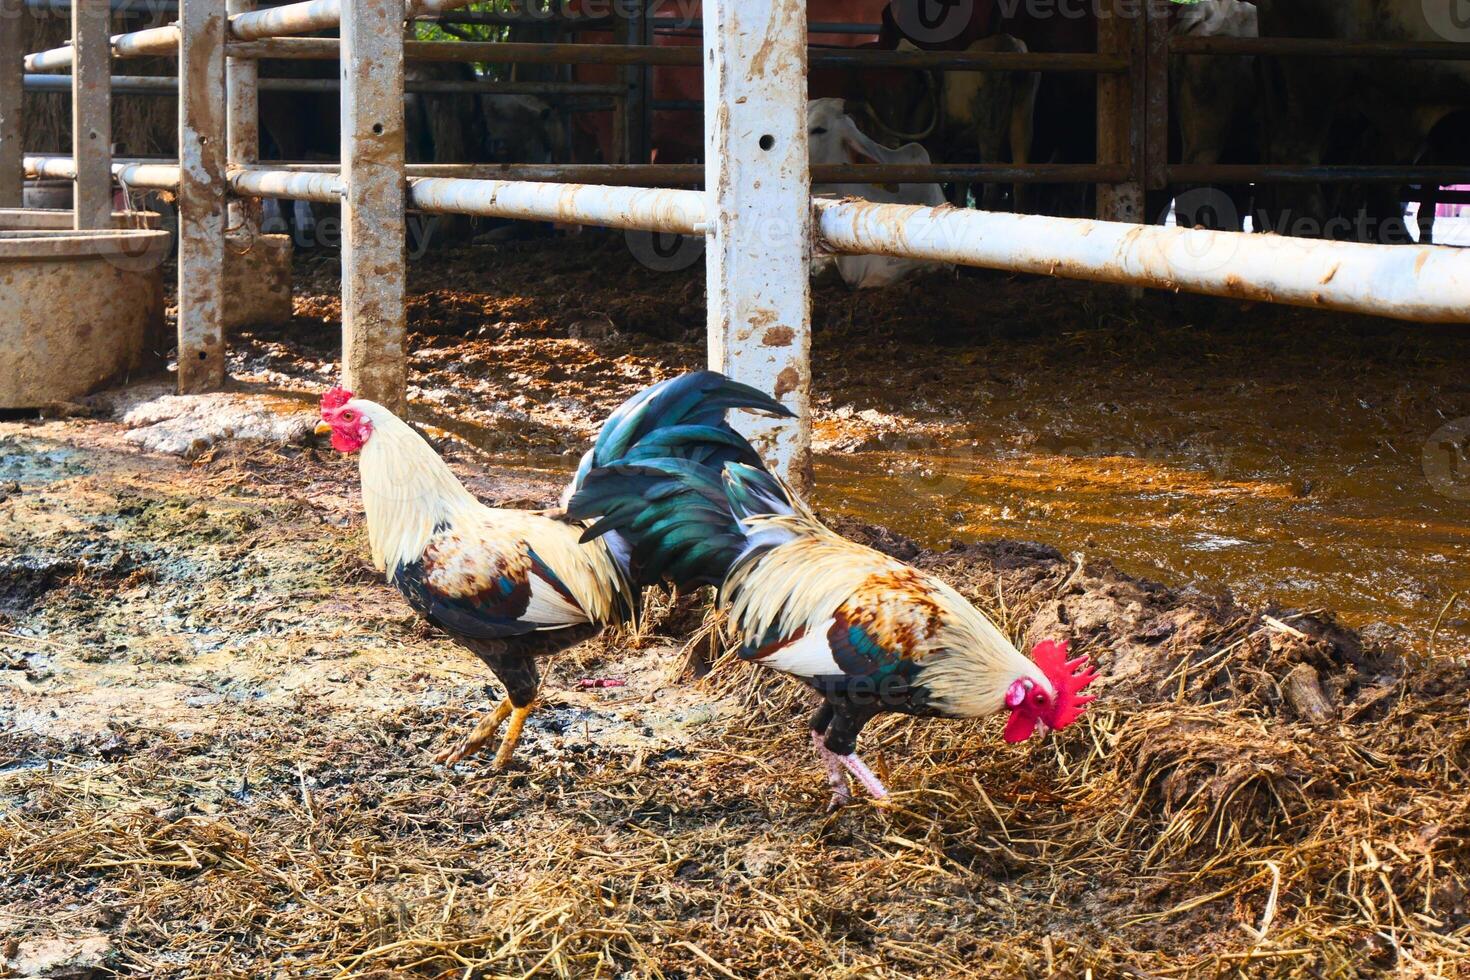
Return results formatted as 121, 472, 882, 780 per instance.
490, 704, 533, 769
436, 699, 513, 766
811, 732, 890, 807
812, 730, 852, 810
838, 752, 890, 803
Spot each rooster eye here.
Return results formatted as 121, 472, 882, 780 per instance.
1032, 691, 1046, 705
342, 411, 355, 421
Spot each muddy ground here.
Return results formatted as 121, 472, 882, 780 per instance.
2, 238, 1469, 977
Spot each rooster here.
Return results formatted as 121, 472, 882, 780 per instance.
570, 455, 1098, 807
315, 373, 790, 768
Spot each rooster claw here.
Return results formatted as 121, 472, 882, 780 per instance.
436, 699, 514, 768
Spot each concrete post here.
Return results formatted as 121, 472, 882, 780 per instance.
72, 0, 113, 228
340, 0, 407, 411
703, 0, 812, 491
177, 0, 228, 392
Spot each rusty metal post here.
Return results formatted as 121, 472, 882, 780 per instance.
0, 0, 23, 207
226, 0, 258, 232
1143, 0, 1169, 198
340, 0, 407, 410
72, 0, 113, 228
1095, 0, 1144, 223
177, 0, 228, 392
703, 0, 811, 490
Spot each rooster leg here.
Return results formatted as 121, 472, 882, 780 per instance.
435, 698, 513, 765
490, 703, 534, 769
811, 729, 852, 809
821, 700, 887, 802
837, 753, 889, 802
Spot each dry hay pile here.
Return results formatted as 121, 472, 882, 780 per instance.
2, 505, 1468, 977
20, 8, 177, 156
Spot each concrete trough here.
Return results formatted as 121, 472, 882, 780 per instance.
3, 208, 292, 330
1, 207, 163, 230
223, 228, 293, 330
0, 227, 170, 408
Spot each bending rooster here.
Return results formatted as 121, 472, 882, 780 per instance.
316, 373, 790, 768
570, 456, 1098, 807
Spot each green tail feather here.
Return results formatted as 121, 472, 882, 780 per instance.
568, 371, 793, 496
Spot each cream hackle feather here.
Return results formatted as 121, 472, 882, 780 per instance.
723, 511, 1052, 718
346, 398, 630, 628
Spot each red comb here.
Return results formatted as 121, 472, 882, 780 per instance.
1032, 639, 1098, 730
321, 387, 354, 414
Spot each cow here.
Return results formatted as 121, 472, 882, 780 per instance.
875, 0, 1098, 217
857, 34, 1038, 211
807, 98, 950, 288
1164, 0, 1261, 230
1253, 0, 1470, 242
404, 63, 562, 167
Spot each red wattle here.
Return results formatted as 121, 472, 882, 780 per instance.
1004, 709, 1038, 743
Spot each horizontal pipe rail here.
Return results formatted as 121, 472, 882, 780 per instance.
1168, 36, 1470, 59
228, 0, 473, 41
654, 19, 881, 36
1167, 164, 1470, 185
23, 154, 707, 233
25, 149, 1468, 322
229, 167, 341, 202
224, 38, 1129, 72
426, 10, 613, 26
227, 38, 703, 64
227, 0, 346, 40
21, 73, 623, 96
35, 154, 1470, 201
24, 25, 178, 71
256, 161, 1128, 185
24, 153, 179, 189
25, 0, 175, 11
406, 177, 706, 234
815, 198, 1470, 323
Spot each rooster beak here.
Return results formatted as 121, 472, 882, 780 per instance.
314, 421, 332, 437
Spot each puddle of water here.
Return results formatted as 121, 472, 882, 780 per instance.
815, 441, 1470, 653
0, 435, 86, 484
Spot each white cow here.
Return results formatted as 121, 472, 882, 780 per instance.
1174, 0, 1259, 171
807, 98, 950, 290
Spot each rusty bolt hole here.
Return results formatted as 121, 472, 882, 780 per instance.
759, 134, 775, 151
372, 123, 384, 136
198, 352, 208, 360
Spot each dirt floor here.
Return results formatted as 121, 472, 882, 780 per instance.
3, 238, 1469, 977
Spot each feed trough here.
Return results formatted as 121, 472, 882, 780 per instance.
0, 227, 170, 408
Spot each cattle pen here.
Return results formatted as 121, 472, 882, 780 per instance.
5, 0, 1470, 485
